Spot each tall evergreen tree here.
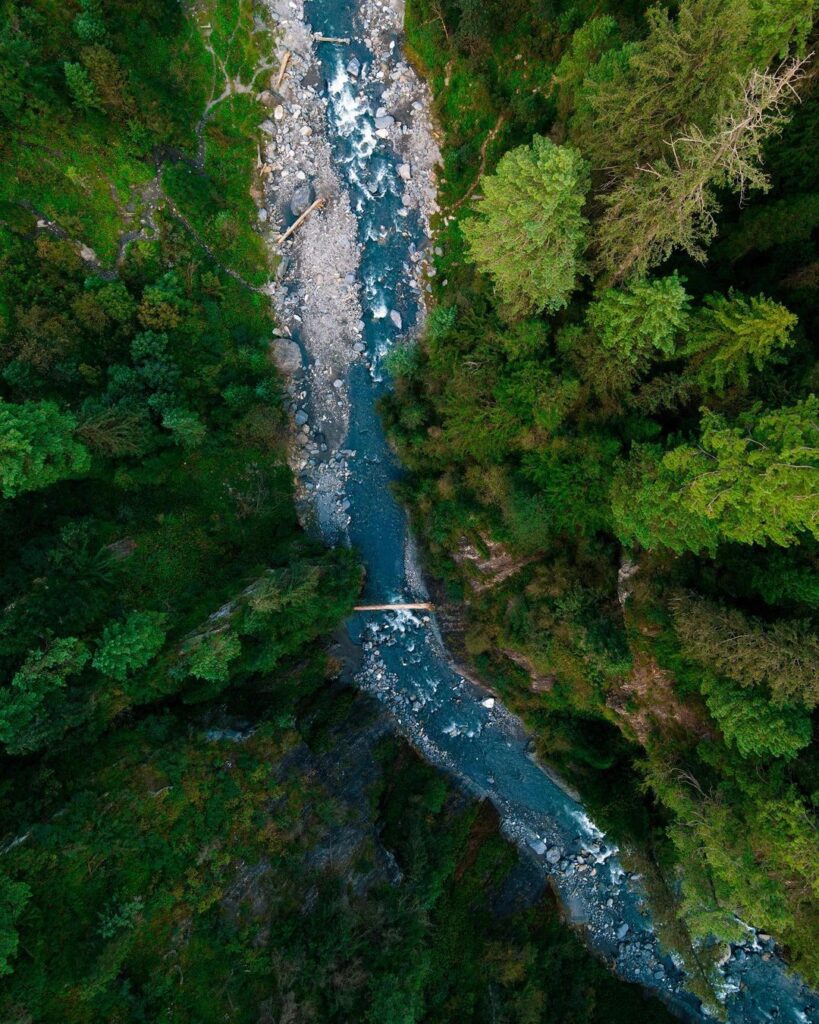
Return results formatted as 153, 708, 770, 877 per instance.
464, 136, 590, 318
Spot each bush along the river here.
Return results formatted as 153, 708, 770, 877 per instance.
388, 0, 819, 986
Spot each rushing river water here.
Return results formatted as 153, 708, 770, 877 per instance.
285, 2, 818, 1019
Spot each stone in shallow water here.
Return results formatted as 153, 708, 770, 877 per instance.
528, 838, 547, 856
347, 56, 361, 77
545, 846, 561, 864
294, 409, 309, 426
375, 114, 394, 129
617, 923, 630, 940
389, 309, 402, 329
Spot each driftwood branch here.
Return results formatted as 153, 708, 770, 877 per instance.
275, 197, 325, 245
315, 35, 351, 44
274, 51, 291, 91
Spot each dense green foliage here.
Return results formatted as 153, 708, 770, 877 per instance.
396, 0, 819, 986
0, 3, 689, 1019
0, 684, 676, 1023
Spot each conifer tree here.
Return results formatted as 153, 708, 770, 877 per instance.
464, 136, 590, 318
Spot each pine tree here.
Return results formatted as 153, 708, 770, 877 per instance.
594, 59, 806, 282
587, 273, 690, 365
92, 612, 168, 684
613, 396, 819, 553
683, 290, 797, 391
463, 136, 590, 318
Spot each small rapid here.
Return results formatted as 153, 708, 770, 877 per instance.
268, 0, 818, 1019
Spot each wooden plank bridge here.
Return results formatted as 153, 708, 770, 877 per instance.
353, 603, 434, 612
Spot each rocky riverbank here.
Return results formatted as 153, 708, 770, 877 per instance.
259, 0, 438, 538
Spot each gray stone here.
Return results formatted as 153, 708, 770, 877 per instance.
347, 56, 361, 77
616, 923, 630, 940
257, 208, 268, 223
272, 338, 302, 375
332, 378, 343, 389
389, 309, 402, 329
528, 838, 547, 856
398, 162, 412, 181
545, 846, 561, 865
374, 115, 394, 130
290, 183, 314, 217
294, 409, 309, 426
260, 119, 276, 135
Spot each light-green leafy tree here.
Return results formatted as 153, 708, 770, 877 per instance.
0, 400, 91, 498
683, 290, 797, 391
613, 396, 819, 553
463, 136, 590, 318
92, 612, 168, 683
587, 273, 690, 365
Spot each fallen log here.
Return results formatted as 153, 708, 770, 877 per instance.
315, 35, 351, 44
275, 197, 325, 245
274, 51, 291, 91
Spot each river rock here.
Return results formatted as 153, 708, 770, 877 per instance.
332, 378, 343, 389
260, 119, 276, 135
481, 697, 495, 709
375, 114, 394, 129
389, 309, 402, 329
545, 846, 561, 864
294, 409, 309, 426
347, 56, 361, 77
528, 838, 547, 856
290, 183, 314, 216
617, 923, 630, 940
398, 162, 412, 181
258, 208, 268, 223
272, 338, 302, 374
273, 104, 285, 120
257, 90, 276, 108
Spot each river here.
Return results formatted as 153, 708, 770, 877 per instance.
262, 0, 818, 1019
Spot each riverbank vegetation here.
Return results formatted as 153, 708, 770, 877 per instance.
393, 0, 819, 985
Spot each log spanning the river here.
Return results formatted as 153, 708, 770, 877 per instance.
315, 34, 351, 44
275, 197, 325, 245
353, 603, 434, 612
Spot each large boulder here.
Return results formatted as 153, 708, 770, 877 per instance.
290, 182, 314, 217
272, 338, 302, 375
